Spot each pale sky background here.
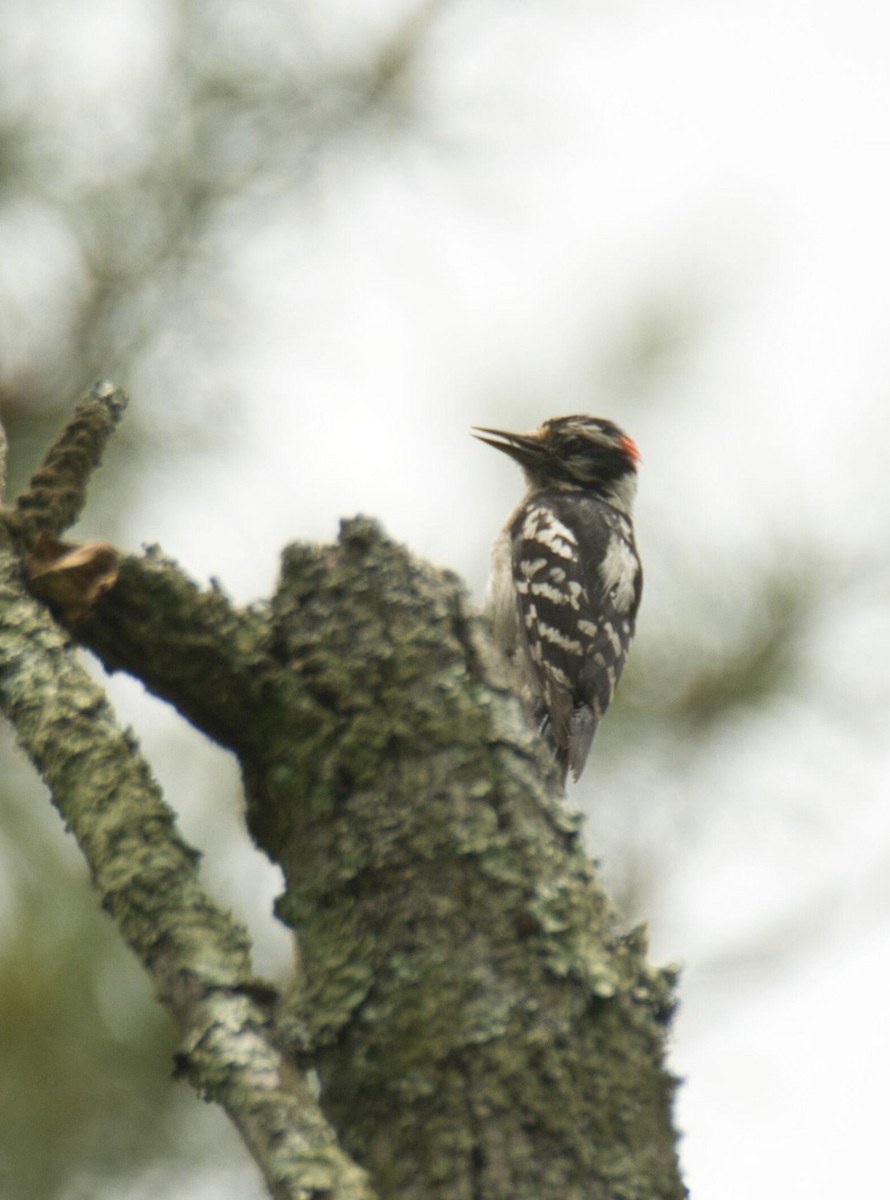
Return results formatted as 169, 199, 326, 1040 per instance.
9, 1, 890, 1197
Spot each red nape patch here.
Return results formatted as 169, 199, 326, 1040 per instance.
621, 435, 641, 464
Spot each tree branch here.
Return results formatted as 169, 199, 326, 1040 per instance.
4, 381, 128, 547
0, 413, 376, 1200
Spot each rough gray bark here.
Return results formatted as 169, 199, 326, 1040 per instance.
0, 386, 686, 1199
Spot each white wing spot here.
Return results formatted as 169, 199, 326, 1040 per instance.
604, 622, 622, 656
536, 622, 584, 655
530, 580, 577, 608
544, 663, 571, 687
519, 557, 547, 579
522, 508, 578, 561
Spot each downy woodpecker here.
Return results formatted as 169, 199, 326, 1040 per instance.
475, 415, 642, 784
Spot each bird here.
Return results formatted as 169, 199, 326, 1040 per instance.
474, 415, 642, 785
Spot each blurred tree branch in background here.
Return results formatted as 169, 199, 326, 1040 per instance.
0, 0, 445, 489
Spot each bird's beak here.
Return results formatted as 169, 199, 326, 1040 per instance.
472, 426, 547, 470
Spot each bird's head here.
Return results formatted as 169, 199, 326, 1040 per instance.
473, 415, 640, 509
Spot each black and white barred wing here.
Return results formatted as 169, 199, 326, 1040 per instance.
510, 494, 641, 782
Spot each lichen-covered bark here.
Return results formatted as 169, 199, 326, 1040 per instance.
66, 519, 683, 1198
1, 391, 686, 1199
259, 520, 683, 1200
0, 529, 375, 1200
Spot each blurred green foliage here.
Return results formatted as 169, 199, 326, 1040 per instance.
0, 738, 181, 1199
625, 557, 817, 730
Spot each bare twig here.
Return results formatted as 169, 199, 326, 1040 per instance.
5, 380, 128, 546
